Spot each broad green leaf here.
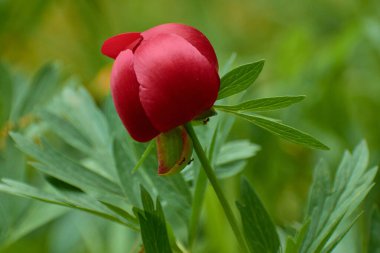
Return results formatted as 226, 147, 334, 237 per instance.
369, 208, 380, 253
215, 96, 305, 112
0, 179, 138, 229
134, 186, 173, 253
5, 85, 192, 244
53, 186, 136, 228
40, 111, 92, 154
113, 139, 141, 206
112, 123, 192, 242
216, 140, 260, 165
44, 85, 115, 180
5, 203, 67, 245
120, 137, 192, 240
215, 140, 260, 179
237, 178, 280, 253
231, 112, 329, 150
10, 133, 124, 198
48, 85, 110, 151
75, 214, 106, 253
0, 132, 27, 245
46, 87, 193, 240
19, 64, 59, 116
289, 141, 378, 253
305, 160, 331, 216
217, 60, 265, 100
107, 98, 192, 239
106, 222, 140, 253
0, 64, 65, 246
321, 212, 361, 253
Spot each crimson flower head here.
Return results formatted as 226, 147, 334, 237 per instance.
101, 23, 220, 142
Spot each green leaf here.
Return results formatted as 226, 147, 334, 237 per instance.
290, 141, 378, 253
215, 96, 305, 112
114, 134, 192, 239
369, 208, 380, 253
113, 138, 141, 206
4, 203, 67, 245
46, 86, 193, 240
10, 133, 124, 198
134, 186, 173, 253
100, 201, 138, 224
12, 63, 61, 119
40, 111, 92, 154
0, 179, 138, 229
285, 220, 311, 253
43, 85, 115, 180
305, 160, 331, 216
0, 130, 27, 244
321, 212, 362, 253
215, 140, 260, 179
217, 60, 265, 100
236, 178, 280, 253
231, 112, 329, 150
216, 140, 260, 165
1, 74, 70, 247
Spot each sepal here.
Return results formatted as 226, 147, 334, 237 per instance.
156, 126, 193, 175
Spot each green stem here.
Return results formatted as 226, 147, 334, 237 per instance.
188, 122, 219, 248
185, 123, 249, 253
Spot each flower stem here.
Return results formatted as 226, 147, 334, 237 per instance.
188, 122, 219, 249
185, 123, 249, 253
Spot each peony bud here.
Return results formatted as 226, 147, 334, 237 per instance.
101, 23, 220, 142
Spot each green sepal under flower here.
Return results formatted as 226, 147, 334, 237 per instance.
156, 126, 193, 175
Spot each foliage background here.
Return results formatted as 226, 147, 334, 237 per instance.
1, 0, 380, 252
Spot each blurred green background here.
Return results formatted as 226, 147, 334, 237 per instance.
1, 0, 380, 252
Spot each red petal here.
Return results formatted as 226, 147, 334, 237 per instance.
101, 33, 142, 59
142, 23, 218, 70
111, 50, 159, 142
134, 34, 220, 132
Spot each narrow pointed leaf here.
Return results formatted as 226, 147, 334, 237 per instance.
0, 179, 137, 229
236, 178, 280, 253
135, 186, 173, 253
233, 112, 329, 150
10, 133, 124, 197
215, 96, 305, 112
289, 141, 378, 253
218, 60, 264, 100
17, 63, 60, 117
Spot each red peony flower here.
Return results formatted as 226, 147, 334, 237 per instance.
101, 23, 220, 142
